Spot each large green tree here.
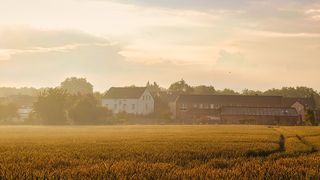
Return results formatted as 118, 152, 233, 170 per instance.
33, 88, 68, 125
0, 103, 18, 122
304, 107, 318, 126
263, 86, 317, 97
168, 79, 193, 94
242, 89, 263, 96
216, 88, 240, 95
263, 86, 320, 107
69, 95, 111, 125
146, 81, 162, 96
61, 77, 93, 95
193, 85, 216, 95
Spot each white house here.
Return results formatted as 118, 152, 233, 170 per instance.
102, 87, 154, 115
16, 106, 33, 122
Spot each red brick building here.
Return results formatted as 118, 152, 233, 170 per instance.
172, 94, 316, 125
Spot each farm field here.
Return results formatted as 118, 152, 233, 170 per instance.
0, 125, 319, 179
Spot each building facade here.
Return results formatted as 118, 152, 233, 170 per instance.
172, 94, 315, 125
102, 87, 154, 115
17, 106, 33, 121
220, 106, 300, 125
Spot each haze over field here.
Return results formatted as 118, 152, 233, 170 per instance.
0, 0, 320, 91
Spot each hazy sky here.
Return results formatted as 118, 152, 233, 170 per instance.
0, 0, 320, 92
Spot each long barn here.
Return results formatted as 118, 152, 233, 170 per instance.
171, 94, 316, 125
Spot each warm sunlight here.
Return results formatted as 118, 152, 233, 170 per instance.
1, 0, 320, 90
0, 0, 320, 179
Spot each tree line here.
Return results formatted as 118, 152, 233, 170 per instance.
1, 78, 320, 103
1, 77, 320, 125
151, 79, 320, 106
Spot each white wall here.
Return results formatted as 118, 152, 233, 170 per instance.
102, 98, 139, 114
137, 89, 154, 115
291, 102, 305, 121
18, 106, 33, 120
102, 89, 154, 115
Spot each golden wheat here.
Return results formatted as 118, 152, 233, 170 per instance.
0, 125, 319, 179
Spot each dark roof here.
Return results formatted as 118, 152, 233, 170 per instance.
282, 97, 316, 109
176, 95, 283, 107
159, 91, 180, 103
104, 87, 146, 99
221, 107, 299, 116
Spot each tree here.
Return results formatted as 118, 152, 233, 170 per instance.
263, 86, 320, 107
305, 107, 317, 126
0, 103, 18, 122
264, 86, 317, 97
146, 81, 162, 96
216, 88, 239, 95
33, 88, 68, 125
69, 95, 111, 125
242, 89, 263, 96
60, 77, 93, 95
193, 85, 216, 95
0, 87, 39, 97
93, 92, 103, 106
168, 79, 193, 94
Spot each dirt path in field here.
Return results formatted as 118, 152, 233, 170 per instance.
278, 134, 285, 152
295, 135, 318, 153
272, 127, 318, 154
270, 127, 286, 152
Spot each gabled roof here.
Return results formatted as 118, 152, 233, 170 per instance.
176, 95, 283, 107
282, 97, 316, 109
104, 87, 146, 99
221, 106, 299, 116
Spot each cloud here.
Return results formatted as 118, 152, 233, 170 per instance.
0, 26, 109, 49
0, 27, 125, 89
0, 26, 111, 61
305, 9, 320, 21
1, 0, 320, 91
247, 30, 320, 38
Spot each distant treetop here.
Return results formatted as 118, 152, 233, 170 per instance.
60, 77, 93, 95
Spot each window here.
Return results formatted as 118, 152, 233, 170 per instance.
193, 104, 198, 108
199, 104, 203, 109
132, 104, 135, 110
114, 104, 117, 109
123, 104, 126, 110
180, 103, 187, 111
210, 104, 214, 109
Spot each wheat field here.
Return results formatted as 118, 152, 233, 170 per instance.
0, 125, 319, 179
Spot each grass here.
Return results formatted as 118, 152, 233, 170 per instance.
0, 125, 319, 179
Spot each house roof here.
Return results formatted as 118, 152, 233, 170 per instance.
176, 95, 283, 107
104, 87, 146, 99
282, 97, 316, 109
158, 91, 180, 103
221, 106, 299, 116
